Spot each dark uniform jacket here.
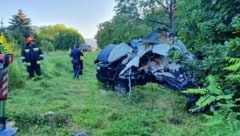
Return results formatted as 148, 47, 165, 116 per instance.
21, 44, 44, 63
70, 48, 83, 64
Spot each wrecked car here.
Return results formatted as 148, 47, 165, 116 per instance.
94, 28, 198, 93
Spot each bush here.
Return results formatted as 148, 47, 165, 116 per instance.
8, 60, 26, 89
43, 112, 72, 127
14, 107, 43, 128
40, 40, 55, 52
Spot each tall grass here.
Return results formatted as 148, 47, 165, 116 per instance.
5, 51, 240, 135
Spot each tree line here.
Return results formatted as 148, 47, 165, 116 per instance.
0, 9, 85, 55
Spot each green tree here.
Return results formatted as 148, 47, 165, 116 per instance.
115, 0, 174, 29
8, 9, 33, 38
176, 0, 240, 124
0, 33, 19, 55
39, 40, 54, 52
54, 29, 84, 50
38, 25, 66, 42
115, 0, 141, 21
95, 15, 151, 48
96, 0, 175, 48
175, 0, 240, 83
38, 24, 84, 50
177, 0, 240, 50
10, 30, 27, 47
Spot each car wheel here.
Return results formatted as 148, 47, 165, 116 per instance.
113, 80, 129, 94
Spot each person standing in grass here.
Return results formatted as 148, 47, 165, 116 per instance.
70, 45, 84, 79
21, 36, 44, 79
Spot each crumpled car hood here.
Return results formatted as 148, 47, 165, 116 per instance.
120, 43, 171, 75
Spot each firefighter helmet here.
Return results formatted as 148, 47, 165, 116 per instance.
26, 36, 35, 43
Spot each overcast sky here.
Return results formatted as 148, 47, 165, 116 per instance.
0, 0, 116, 39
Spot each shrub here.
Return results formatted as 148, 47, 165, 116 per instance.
40, 40, 55, 52
43, 112, 72, 127
8, 60, 26, 89
14, 107, 43, 128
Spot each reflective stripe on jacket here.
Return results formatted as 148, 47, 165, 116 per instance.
21, 44, 43, 62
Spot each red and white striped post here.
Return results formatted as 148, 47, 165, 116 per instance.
0, 68, 8, 100
0, 54, 16, 136
0, 67, 8, 130
0, 54, 8, 130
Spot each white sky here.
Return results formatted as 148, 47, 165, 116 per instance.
0, 0, 116, 39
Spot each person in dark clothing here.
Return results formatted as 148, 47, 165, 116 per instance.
21, 36, 44, 79
70, 45, 84, 79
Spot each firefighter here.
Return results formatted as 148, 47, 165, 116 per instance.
70, 45, 84, 79
21, 36, 44, 79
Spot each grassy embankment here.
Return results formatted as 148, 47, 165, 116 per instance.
5, 51, 237, 136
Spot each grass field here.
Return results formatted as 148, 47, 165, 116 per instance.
5, 51, 239, 136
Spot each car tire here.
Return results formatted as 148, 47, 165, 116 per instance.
113, 79, 129, 94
